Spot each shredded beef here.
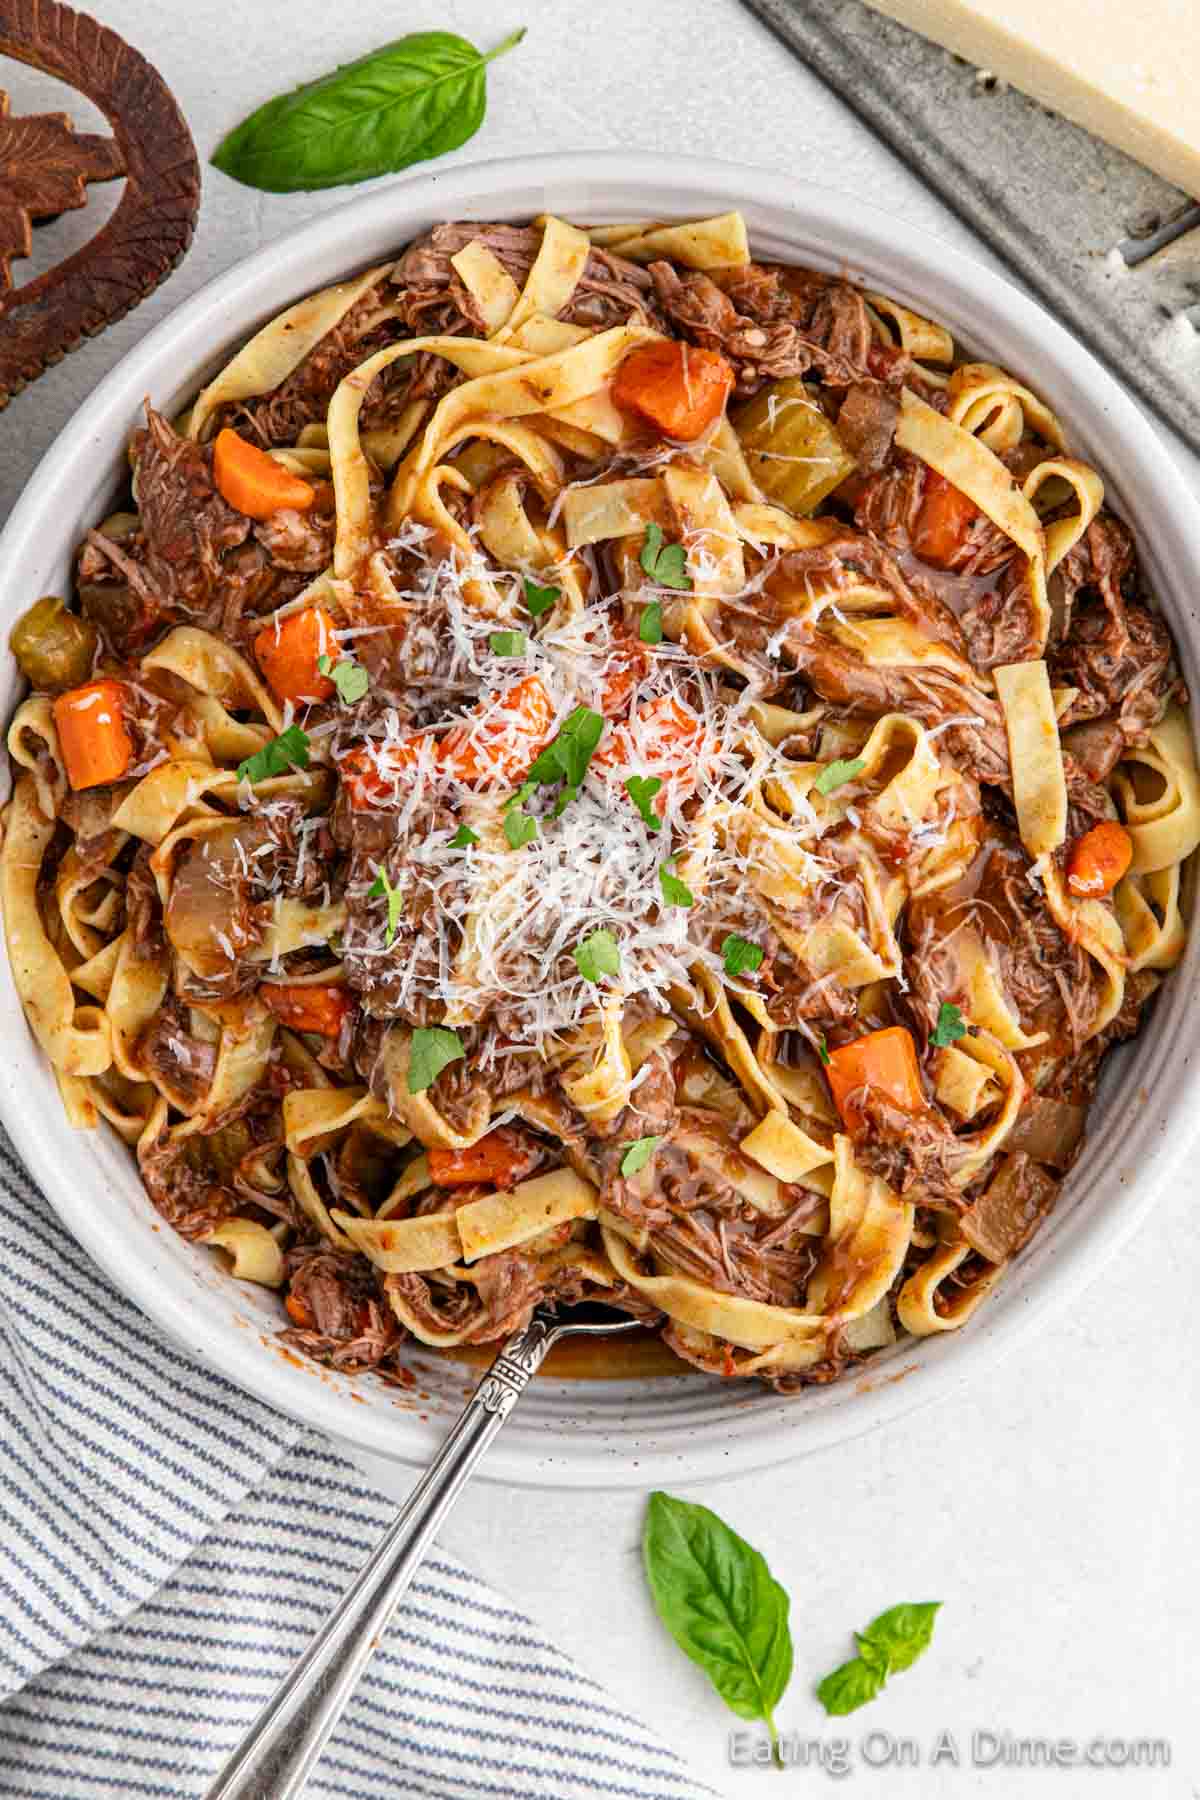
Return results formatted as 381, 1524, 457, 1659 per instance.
1051, 515, 1181, 742
136, 999, 216, 1112
837, 383, 900, 475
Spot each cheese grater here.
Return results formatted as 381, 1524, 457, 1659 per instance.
740, 0, 1200, 454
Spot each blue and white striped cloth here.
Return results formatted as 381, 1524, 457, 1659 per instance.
0, 1129, 713, 1800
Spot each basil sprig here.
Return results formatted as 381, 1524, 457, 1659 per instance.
644, 1492, 793, 1763
817, 1602, 941, 1716
212, 28, 525, 194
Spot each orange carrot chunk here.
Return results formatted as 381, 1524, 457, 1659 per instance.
338, 734, 437, 809
428, 1128, 535, 1190
214, 427, 316, 520
52, 678, 133, 790
442, 674, 556, 783
285, 1290, 315, 1329
825, 1025, 924, 1133
1066, 820, 1133, 898
254, 606, 337, 705
261, 982, 352, 1037
911, 471, 983, 569
613, 341, 734, 441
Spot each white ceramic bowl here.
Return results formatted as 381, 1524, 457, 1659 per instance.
2, 153, 1198, 1489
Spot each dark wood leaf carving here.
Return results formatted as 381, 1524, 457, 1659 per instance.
0, 0, 200, 406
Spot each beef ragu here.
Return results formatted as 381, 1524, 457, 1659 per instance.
3, 210, 1196, 1395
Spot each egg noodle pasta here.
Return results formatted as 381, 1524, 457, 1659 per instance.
1, 209, 1192, 1392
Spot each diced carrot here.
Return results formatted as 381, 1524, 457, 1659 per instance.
598, 636, 649, 718
52, 678, 133, 790
338, 734, 436, 809
253, 606, 338, 706
911, 471, 983, 569
825, 1026, 924, 1133
593, 695, 704, 814
613, 341, 734, 441
261, 982, 352, 1036
1066, 820, 1133, 898
214, 427, 315, 520
428, 1128, 535, 1190
338, 677, 555, 808
285, 1290, 314, 1329
441, 674, 556, 783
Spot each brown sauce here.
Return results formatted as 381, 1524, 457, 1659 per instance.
445, 1327, 691, 1379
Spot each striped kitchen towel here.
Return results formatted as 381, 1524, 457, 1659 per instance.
0, 1130, 714, 1800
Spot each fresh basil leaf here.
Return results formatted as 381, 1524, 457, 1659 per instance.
407, 1025, 465, 1095
639, 521, 692, 591
211, 28, 526, 194
503, 805, 538, 850
449, 824, 479, 848
526, 705, 605, 789
367, 864, 403, 946
489, 630, 526, 657
860, 1601, 942, 1675
643, 1491, 792, 1755
817, 1036, 832, 1067
816, 1655, 885, 1717
722, 934, 764, 979
236, 724, 311, 784
573, 927, 620, 984
659, 859, 694, 908
625, 774, 663, 831
523, 574, 560, 617
621, 1136, 661, 1177
817, 1601, 941, 1715
930, 1002, 966, 1049
551, 782, 579, 818
639, 600, 663, 644
318, 653, 370, 704
814, 756, 866, 796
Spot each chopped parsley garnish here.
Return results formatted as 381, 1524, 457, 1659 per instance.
930, 1002, 967, 1049
659, 859, 694, 908
639, 522, 692, 591
317, 653, 369, 703
236, 724, 310, 784
367, 864, 403, 946
526, 705, 606, 790
523, 574, 560, 617
721, 934, 764, 979
489, 630, 526, 657
814, 756, 866, 796
503, 803, 538, 849
817, 1036, 832, 1067
621, 1136, 662, 1177
449, 824, 479, 848
625, 774, 663, 831
574, 927, 620, 984
408, 1026, 465, 1095
639, 600, 664, 644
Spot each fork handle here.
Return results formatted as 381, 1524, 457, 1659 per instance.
203, 1314, 557, 1800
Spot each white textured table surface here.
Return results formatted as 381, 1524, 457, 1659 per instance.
4, 3, 1197, 1794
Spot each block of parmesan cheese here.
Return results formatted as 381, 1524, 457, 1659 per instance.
859, 0, 1200, 199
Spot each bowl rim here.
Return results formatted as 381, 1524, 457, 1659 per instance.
2, 149, 1198, 1489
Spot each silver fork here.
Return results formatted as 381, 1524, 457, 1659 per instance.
203, 1305, 641, 1800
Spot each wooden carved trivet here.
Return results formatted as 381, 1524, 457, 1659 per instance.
0, 0, 200, 407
